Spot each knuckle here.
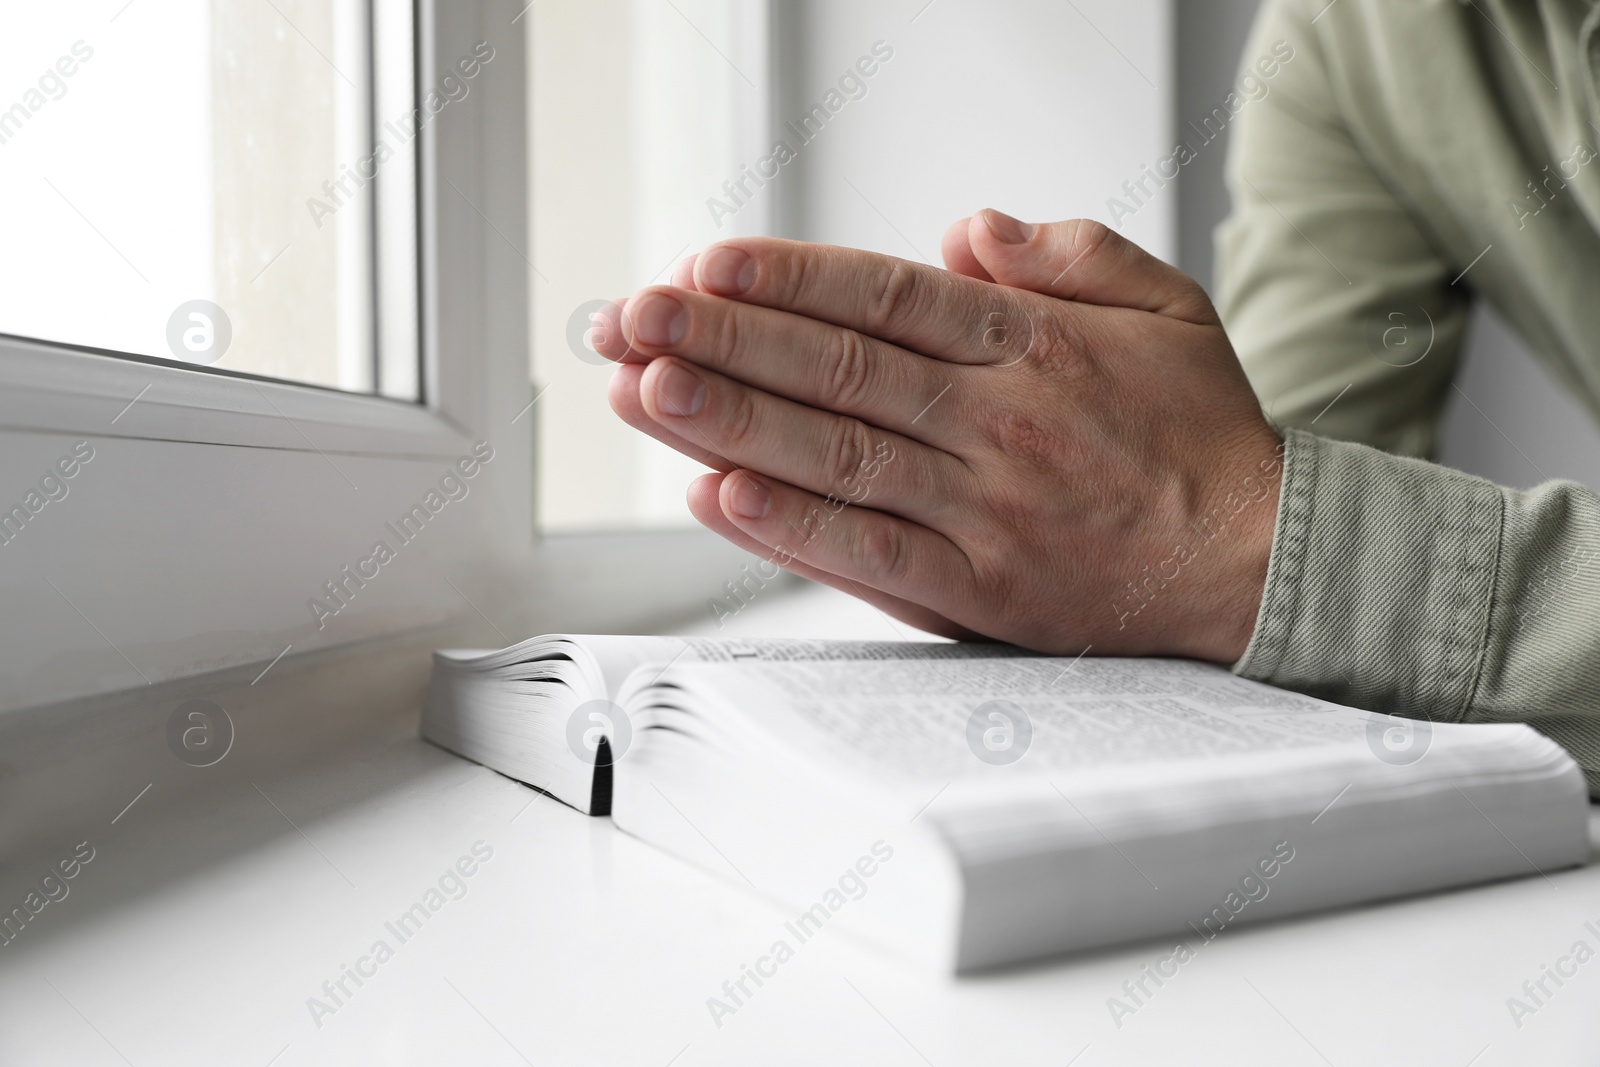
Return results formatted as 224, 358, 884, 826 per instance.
712, 303, 745, 369
825, 330, 878, 411
866, 258, 924, 336
824, 417, 874, 492
777, 248, 813, 308
981, 405, 1062, 470
1065, 218, 1115, 265
860, 520, 911, 583
1020, 305, 1092, 379
719, 385, 760, 452
1173, 280, 1221, 324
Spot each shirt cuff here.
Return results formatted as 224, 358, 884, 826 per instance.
1232, 428, 1504, 723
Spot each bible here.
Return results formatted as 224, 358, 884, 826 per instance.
422, 635, 1589, 971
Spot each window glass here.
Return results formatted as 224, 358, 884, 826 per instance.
0, 1, 416, 398
531, 0, 761, 530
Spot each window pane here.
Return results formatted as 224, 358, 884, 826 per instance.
531, 0, 763, 530
0, 1, 417, 398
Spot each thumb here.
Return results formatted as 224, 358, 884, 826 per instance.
967, 210, 1218, 326
939, 216, 995, 282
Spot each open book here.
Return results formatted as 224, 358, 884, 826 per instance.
422, 635, 1590, 971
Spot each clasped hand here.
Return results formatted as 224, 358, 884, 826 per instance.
594, 211, 1283, 663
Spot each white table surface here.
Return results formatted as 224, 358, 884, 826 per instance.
3, 582, 1598, 1066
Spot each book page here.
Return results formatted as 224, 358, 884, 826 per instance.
434, 634, 1030, 726
675, 637, 1026, 663
662, 656, 1377, 781
576, 635, 1028, 699
611, 654, 1590, 974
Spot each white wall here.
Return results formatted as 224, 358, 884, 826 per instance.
769, 0, 1174, 260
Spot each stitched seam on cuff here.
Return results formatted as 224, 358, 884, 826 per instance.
1376, 458, 1504, 724
1236, 428, 1319, 680
1453, 486, 1510, 725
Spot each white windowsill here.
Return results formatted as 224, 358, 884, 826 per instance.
2, 579, 1596, 1064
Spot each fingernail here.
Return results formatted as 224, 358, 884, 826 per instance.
700, 245, 757, 294
981, 208, 1034, 245
630, 291, 688, 346
654, 361, 706, 417
727, 473, 771, 519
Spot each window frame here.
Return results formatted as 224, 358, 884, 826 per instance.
0, 0, 762, 716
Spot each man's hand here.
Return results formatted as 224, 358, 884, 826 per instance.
594, 212, 1284, 663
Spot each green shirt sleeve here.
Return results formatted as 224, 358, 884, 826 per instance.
1215, 0, 1471, 459
1238, 431, 1600, 798
1218, 0, 1600, 796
